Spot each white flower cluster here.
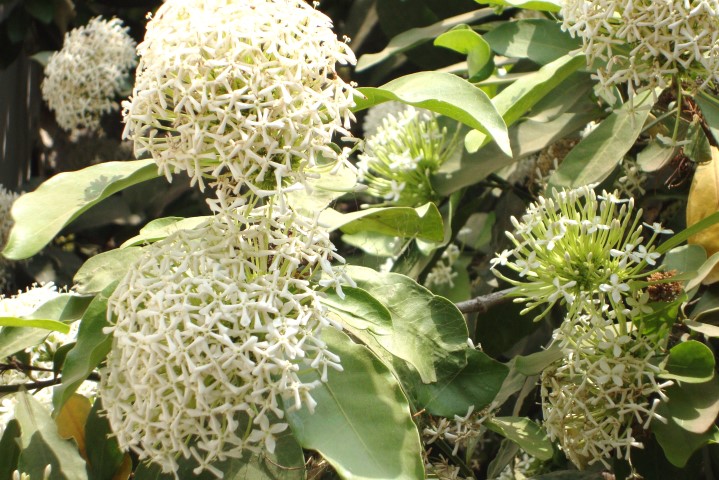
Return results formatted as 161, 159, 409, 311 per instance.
0, 186, 19, 292
0, 284, 96, 436
361, 101, 410, 137
541, 313, 671, 469
561, 0, 719, 99
423, 404, 495, 456
101, 209, 347, 475
41, 17, 137, 136
425, 244, 461, 289
358, 105, 458, 206
616, 157, 647, 197
123, 0, 357, 195
490, 186, 671, 320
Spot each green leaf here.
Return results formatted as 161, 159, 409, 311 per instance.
53, 285, 115, 411
474, 0, 561, 11
484, 19, 581, 65
322, 287, 393, 337
434, 25, 492, 78
662, 244, 707, 276
0, 419, 21, 478
547, 90, 655, 189
663, 340, 716, 384
414, 348, 508, 417
685, 120, 712, 164
661, 376, 719, 434
15, 392, 89, 480
73, 247, 144, 294
85, 399, 128, 480
485, 416, 553, 460
356, 72, 511, 156
120, 216, 210, 248
637, 138, 678, 172
696, 91, 719, 145
288, 163, 358, 214
3, 159, 158, 260
0, 317, 69, 333
348, 266, 469, 383
356, 8, 494, 71
654, 416, 719, 467
685, 320, 719, 337
320, 203, 444, 243
0, 294, 91, 359
285, 328, 424, 480
465, 54, 585, 152
686, 251, 719, 292
513, 347, 563, 376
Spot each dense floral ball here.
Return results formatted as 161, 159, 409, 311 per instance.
41, 17, 137, 136
490, 186, 672, 320
561, 0, 719, 99
123, 0, 358, 195
100, 209, 345, 476
541, 313, 671, 469
357, 106, 458, 206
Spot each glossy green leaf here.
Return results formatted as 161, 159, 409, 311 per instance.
285, 328, 424, 480
0, 419, 21, 478
3, 159, 157, 260
320, 203, 444, 242
434, 25, 491, 78
660, 376, 719, 434
356, 72, 511, 156
484, 19, 580, 65
356, 8, 493, 71
548, 90, 655, 189
322, 287, 393, 337
0, 317, 69, 333
0, 294, 91, 359
15, 392, 89, 480
654, 415, 719, 468
662, 244, 707, 276
348, 266, 469, 383
637, 137, 677, 172
685, 120, 712, 164
73, 247, 144, 294
474, 0, 561, 11
53, 285, 115, 411
663, 340, 715, 384
696, 91, 719, 145
465, 54, 585, 152
485, 416, 553, 460
414, 348, 508, 416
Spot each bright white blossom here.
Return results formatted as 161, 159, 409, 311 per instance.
41, 17, 137, 136
100, 207, 347, 476
358, 106, 459, 206
541, 313, 672, 469
425, 244, 461, 289
123, 0, 358, 195
561, 0, 719, 100
423, 404, 496, 456
0, 186, 19, 292
362, 101, 410, 137
490, 186, 671, 320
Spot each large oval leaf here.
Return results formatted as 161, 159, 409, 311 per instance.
3, 159, 157, 260
484, 19, 580, 65
355, 72, 511, 156
285, 328, 424, 480
547, 90, 655, 189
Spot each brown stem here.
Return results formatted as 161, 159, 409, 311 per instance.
0, 372, 101, 394
454, 288, 514, 314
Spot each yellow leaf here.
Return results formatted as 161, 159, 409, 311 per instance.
111, 454, 132, 480
54, 394, 92, 460
687, 146, 719, 284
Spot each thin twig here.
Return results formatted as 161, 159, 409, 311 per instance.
454, 288, 515, 314
0, 372, 101, 394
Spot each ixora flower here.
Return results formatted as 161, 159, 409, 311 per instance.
490, 186, 672, 320
100, 208, 347, 476
541, 313, 671, 469
41, 17, 137, 136
561, 0, 719, 99
123, 0, 358, 196
357, 106, 459, 206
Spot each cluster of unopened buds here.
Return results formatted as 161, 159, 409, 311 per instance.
491, 185, 676, 468
100, 0, 359, 476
